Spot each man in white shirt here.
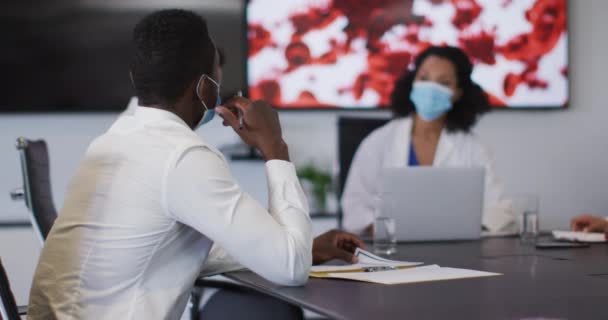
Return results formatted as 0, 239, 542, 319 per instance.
28, 9, 362, 320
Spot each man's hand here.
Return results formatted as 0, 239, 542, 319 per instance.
570, 214, 608, 232
216, 98, 288, 161
312, 230, 365, 265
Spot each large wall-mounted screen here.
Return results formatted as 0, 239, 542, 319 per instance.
246, 0, 568, 109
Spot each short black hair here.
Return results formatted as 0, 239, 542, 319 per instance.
390, 46, 491, 133
130, 9, 216, 106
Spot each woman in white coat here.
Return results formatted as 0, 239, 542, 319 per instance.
342, 46, 514, 236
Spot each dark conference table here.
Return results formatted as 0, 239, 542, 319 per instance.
226, 237, 608, 320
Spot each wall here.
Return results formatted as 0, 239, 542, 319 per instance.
1, 0, 607, 305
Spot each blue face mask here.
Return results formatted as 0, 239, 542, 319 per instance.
409, 81, 454, 122
195, 74, 221, 128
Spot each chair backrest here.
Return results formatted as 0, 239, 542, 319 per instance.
16, 137, 58, 243
336, 117, 389, 228
336, 117, 389, 200
0, 259, 20, 320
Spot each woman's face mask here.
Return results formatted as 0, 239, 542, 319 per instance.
195, 74, 221, 128
409, 81, 454, 122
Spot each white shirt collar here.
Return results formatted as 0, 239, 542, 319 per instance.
133, 106, 191, 129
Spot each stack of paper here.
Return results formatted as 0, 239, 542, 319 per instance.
552, 230, 607, 243
325, 265, 501, 285
310, 249, 501, 285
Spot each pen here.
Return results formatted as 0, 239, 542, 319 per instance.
363, 266, 396, 272
236, 90, 244, 130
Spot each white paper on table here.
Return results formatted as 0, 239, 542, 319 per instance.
310, 248, 422, 273
552, 230, 607, 243
326, 265, 501, 285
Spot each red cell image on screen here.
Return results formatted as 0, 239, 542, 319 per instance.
247, 0, 568, 109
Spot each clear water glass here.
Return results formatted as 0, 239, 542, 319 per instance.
373, 216, 397, 255
521, 211, 539, 242
514, 194, 540, 243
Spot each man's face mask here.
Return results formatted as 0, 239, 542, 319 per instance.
195, 74, 221, 128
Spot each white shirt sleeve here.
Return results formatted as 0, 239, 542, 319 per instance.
166, 146, 312, 286
199, 244, 244, 277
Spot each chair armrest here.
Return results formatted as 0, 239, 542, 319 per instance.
18, 305, 27, 315
10, 187, 25, 201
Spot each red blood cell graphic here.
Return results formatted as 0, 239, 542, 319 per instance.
503, 73, 520, 97
289, 7, 342, 41
527, 0, 566, 51
250, 80, 282, 106
291, 91, 335, 108
503, 60, 548, 97
333, 0, 422, 51
247, 0, 567, 107
500, 34, 529, 61
347, 51, 412, 106
285, 42, 312, 70
283, 40, 340, 74
451, 0, 483, 30
486, 91, 507, 107
404, 24, 420, 43
500, 0, 566, 60
499, 0, 566, 96
248, 24, 274, 57
459, 29, 496, 65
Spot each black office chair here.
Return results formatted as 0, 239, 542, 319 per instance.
10, 137, 58, 244
0, 259, 27, 320
336, 117, 389, 226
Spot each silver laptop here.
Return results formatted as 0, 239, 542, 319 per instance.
379, 167, 485, 242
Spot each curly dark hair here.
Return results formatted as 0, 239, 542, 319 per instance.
130, 9, 216, 106
390, 46, 491, 133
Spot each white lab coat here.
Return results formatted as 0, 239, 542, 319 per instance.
341, 117, 514, 234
